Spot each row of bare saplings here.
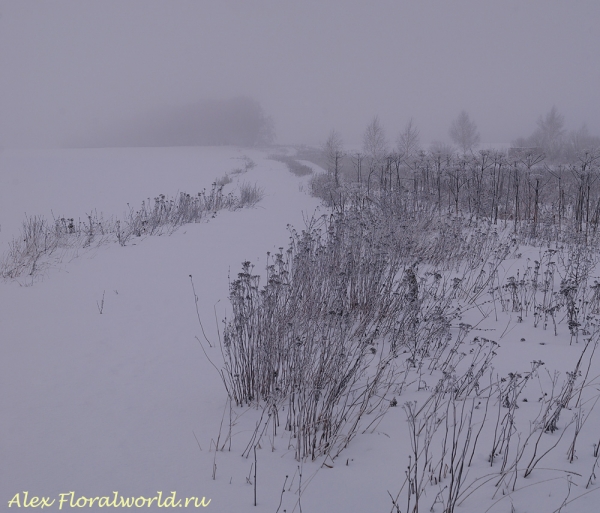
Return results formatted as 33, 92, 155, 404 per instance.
221, 198, 518, 462
322, 149, 600, 244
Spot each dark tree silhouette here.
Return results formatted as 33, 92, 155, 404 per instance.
74, 96, 274, 148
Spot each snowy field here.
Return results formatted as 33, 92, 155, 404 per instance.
2, 147, 600, 512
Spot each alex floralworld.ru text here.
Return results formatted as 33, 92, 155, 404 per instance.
8, 491, 211, 508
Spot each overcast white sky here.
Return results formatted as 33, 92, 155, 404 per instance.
1, 0, 599, 148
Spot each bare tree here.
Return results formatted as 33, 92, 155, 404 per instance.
363, 116, 388, 192
363, 115, 388, 170
397, 118, 421, 159
449, 110, 480, 154
323, 129, 344, 186
531, 106, 566, 161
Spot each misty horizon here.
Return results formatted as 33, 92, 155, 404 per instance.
1, 1, 599, 149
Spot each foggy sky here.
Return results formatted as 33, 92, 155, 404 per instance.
1, 0, 599, 149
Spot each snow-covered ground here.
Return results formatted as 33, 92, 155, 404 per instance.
1, 147, 599, 512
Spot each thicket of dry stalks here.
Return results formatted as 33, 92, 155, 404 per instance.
221, 191, 516, 460
1, 181, 262, 280
221, 170, 600, 511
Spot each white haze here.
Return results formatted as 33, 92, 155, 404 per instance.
1, 0, 599, 148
